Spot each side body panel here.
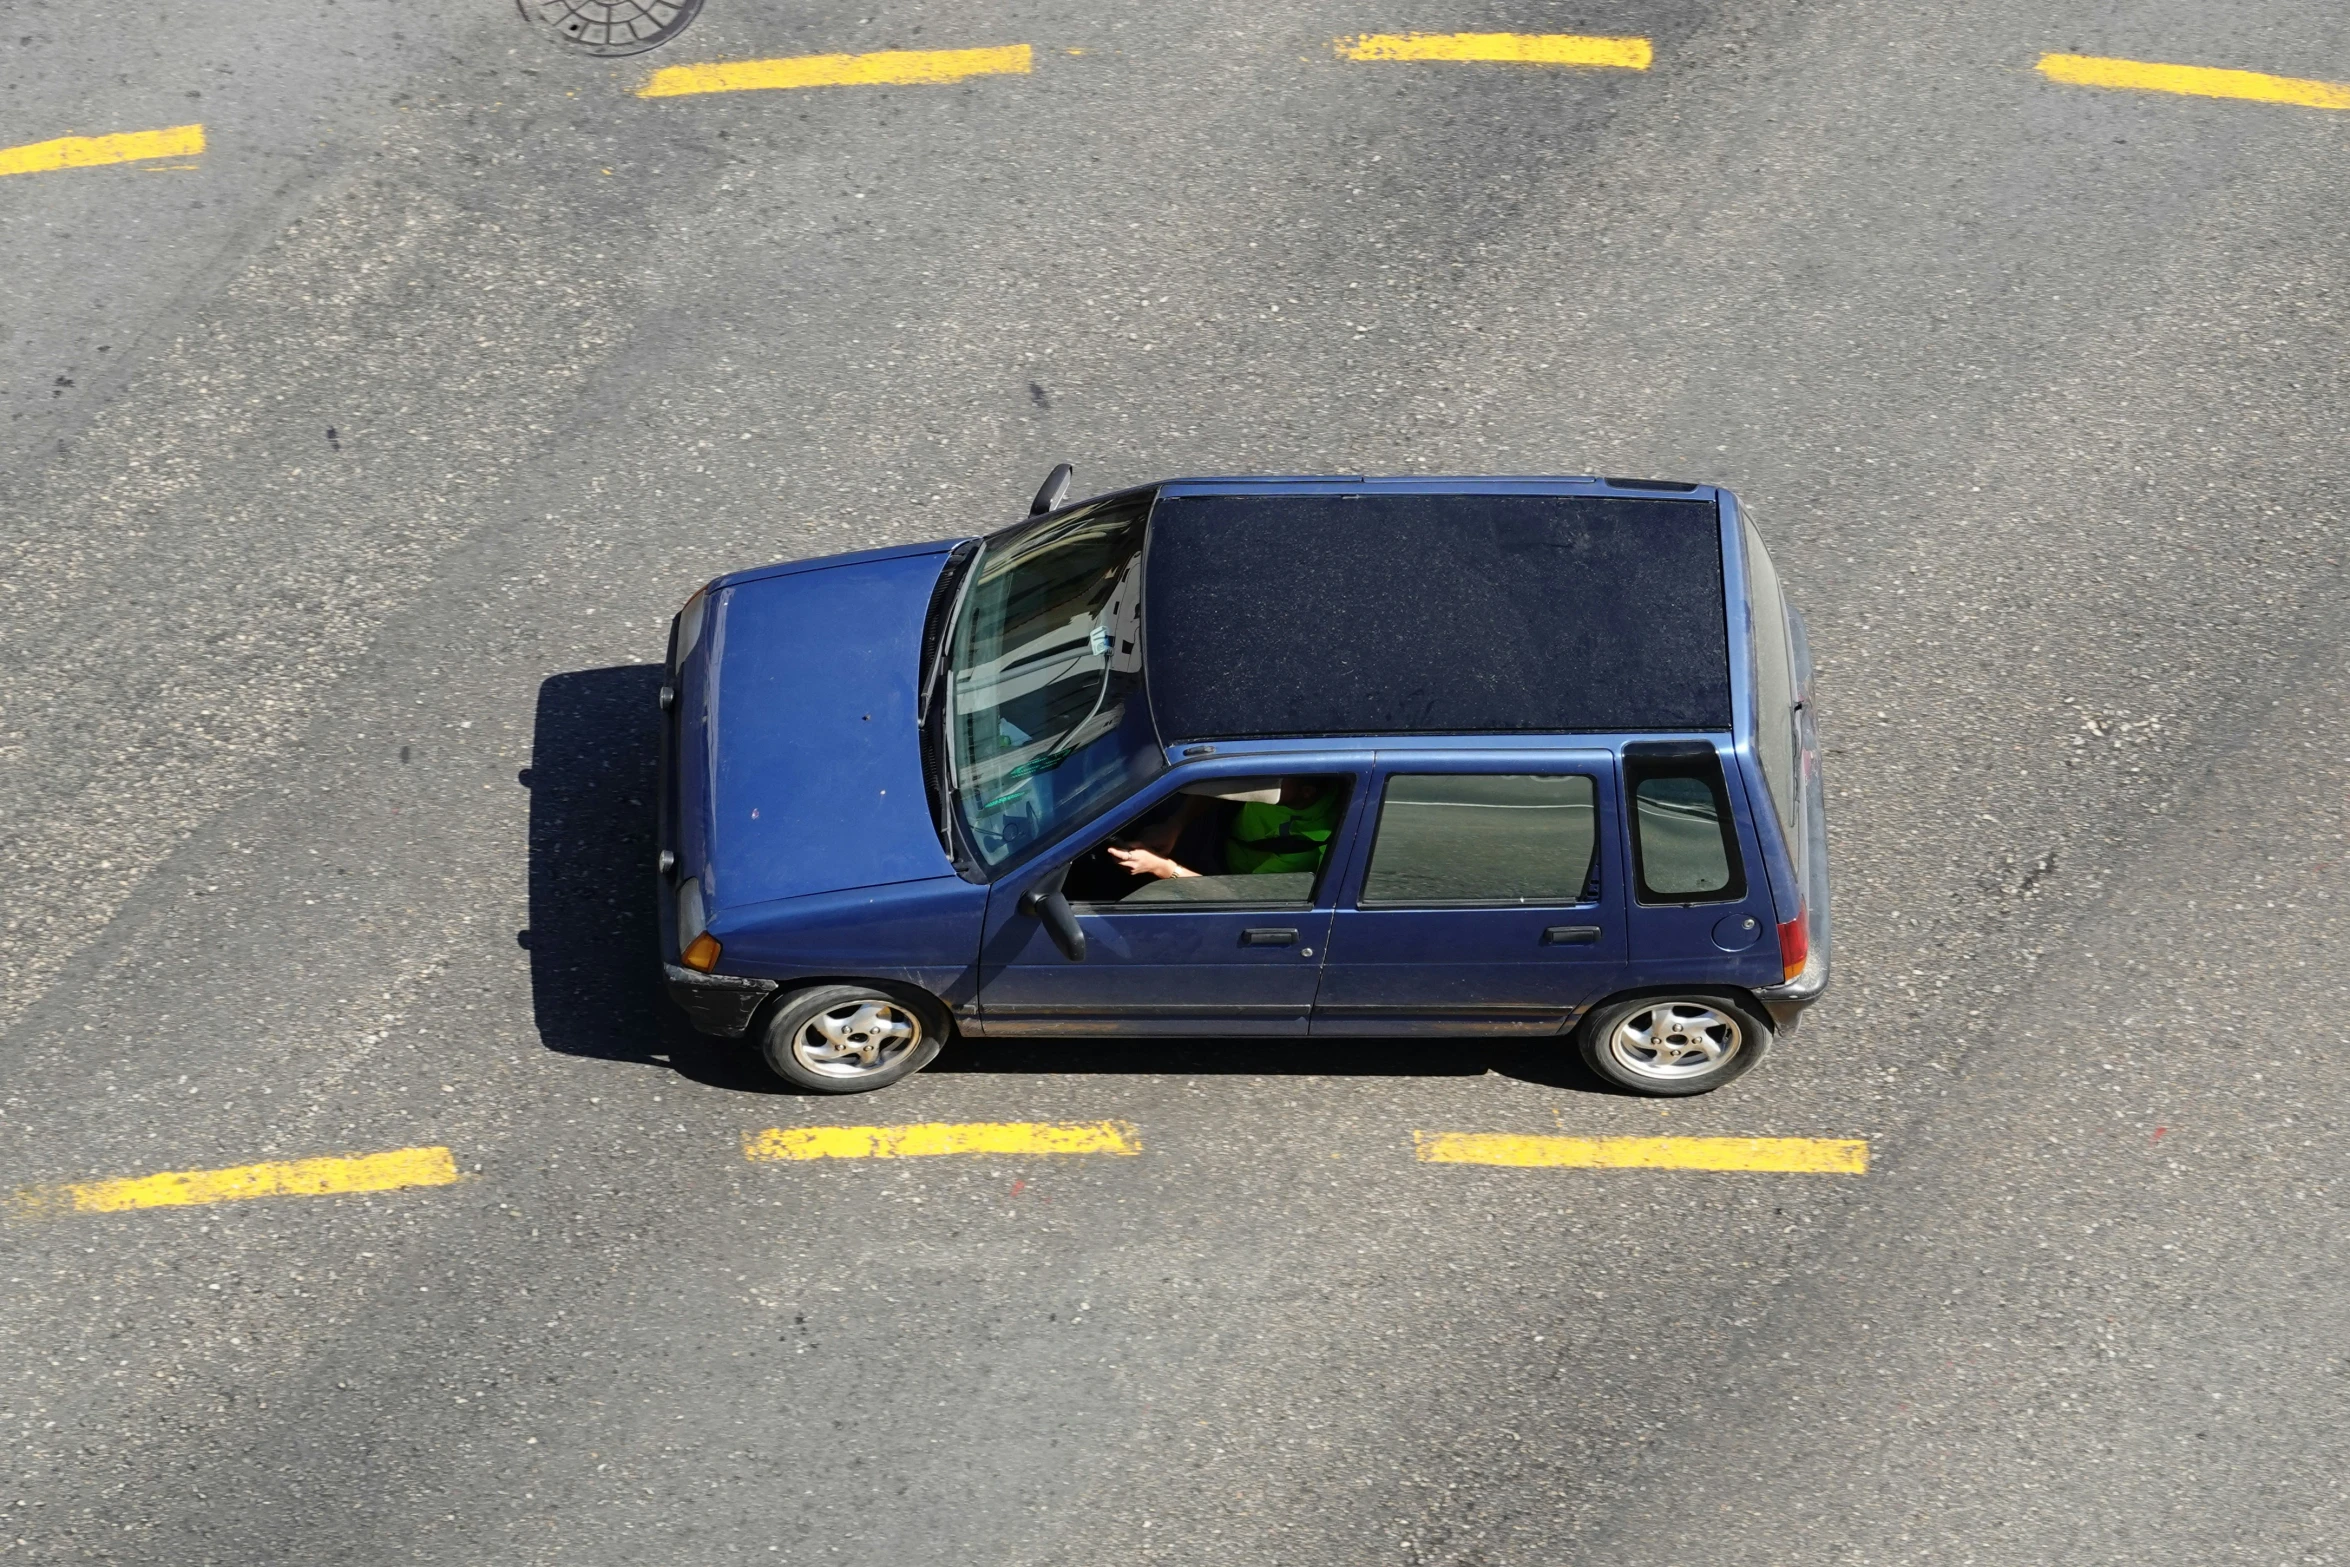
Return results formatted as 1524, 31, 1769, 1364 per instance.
714, 877, 990, 1015
976, 902, 1336, 1036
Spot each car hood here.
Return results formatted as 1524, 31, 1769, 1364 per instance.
702, 549, 955, 912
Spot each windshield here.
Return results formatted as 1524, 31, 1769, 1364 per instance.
947, 493, 1162, 868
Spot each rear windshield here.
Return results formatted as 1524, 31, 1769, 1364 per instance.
947, 495, 1163, 868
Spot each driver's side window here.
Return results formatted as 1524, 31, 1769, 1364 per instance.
1061, 774, 1352, 909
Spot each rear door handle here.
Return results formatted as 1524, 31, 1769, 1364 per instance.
1542, 925, 1602, 946
1241, 927, 1298, 947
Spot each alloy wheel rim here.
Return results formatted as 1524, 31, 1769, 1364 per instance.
1607, 1002, 1742, 1081
793, 1000, 922, 1079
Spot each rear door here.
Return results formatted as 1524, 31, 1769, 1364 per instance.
1311, 756, 1627, 1036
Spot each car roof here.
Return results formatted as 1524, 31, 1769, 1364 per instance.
1155, 474, 1720, 500
1140, 479, 1733, 744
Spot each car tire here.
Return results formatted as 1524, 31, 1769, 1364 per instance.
757, 983, 948, 1093
1576, 992, 1769, 1097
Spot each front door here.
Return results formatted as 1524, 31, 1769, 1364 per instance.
977, 770, 1363, 1036
1313, 759, 1627, 1036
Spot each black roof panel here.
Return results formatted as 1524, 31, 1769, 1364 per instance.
1144, 491, 1729, 741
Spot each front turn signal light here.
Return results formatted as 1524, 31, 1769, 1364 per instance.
680, 932, 722, 973
1777, 907, 1809, 983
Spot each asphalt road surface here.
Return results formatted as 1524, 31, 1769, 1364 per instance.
5, 0, 2348, 1562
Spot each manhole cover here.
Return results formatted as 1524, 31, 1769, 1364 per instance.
518, 0, 706, 57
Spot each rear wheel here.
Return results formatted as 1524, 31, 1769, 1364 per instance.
1577, 993, 1768, 1096
758, 984, 947, 1093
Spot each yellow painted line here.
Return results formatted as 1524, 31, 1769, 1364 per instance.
2037, 53, 2350, 111
1338, 33, 1652, 70
0, 123, 205, 179
10, 1146, 462, 1218
1413, 1131, 1867, 1174
640, 44, 1033, 98
743, 1120, 1140, 1161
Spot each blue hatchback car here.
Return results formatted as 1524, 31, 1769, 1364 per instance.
657, 472, 1829, 1095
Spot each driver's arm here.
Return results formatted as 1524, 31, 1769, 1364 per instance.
1107, 845, 1199, 880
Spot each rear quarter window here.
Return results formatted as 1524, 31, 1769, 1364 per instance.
1624, 747, 1746, 904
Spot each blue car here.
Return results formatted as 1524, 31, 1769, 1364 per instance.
657, 471, 1829, 1095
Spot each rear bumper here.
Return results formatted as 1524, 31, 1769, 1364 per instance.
1756, 922, 1829, 1026
1755, 627, 1831, 1029
1755, 802, 1830, 1018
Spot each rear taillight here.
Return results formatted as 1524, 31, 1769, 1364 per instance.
1777, 907, 1809, 982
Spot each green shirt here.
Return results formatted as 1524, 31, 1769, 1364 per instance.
1226, 791, 1342, 875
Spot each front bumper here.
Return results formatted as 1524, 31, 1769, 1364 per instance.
657, 624, 774, 1037
665, 963, 778, 1037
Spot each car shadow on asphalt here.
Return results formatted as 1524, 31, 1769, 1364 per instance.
929, 1035, 1613, 1093
527, 663, 773, 1094
527, 664, 1619, 1098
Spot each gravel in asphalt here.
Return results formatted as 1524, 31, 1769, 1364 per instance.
3, 0, 2347, 1561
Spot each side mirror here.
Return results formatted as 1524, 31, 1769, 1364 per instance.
1029, 462, 1074, 517
1017, 864, 1086, 961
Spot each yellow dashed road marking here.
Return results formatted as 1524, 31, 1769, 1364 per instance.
2037, 53, 2350, 111
744, 1120, 1141, 1161
11, 1146, 463, 1217
0, 123, 205, 179
1414, 1131, 1868, 1174
1338, 33, 1652, 70
640, 45, 1034, 98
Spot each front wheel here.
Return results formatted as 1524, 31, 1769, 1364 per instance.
1577, 993, 1769, 1096
758, 984, 947, 1093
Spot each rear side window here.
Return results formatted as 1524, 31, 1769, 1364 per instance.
1744, 521, 1800, 846
1624, 747, 1745, 904
1361, 774, 1599, 906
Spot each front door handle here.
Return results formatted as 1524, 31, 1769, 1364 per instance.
1241, 927, 1297, 947
1542, 925, 1602, 946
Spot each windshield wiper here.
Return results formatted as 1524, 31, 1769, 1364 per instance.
918, 541, 982, 867
917, 540, 981, 726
